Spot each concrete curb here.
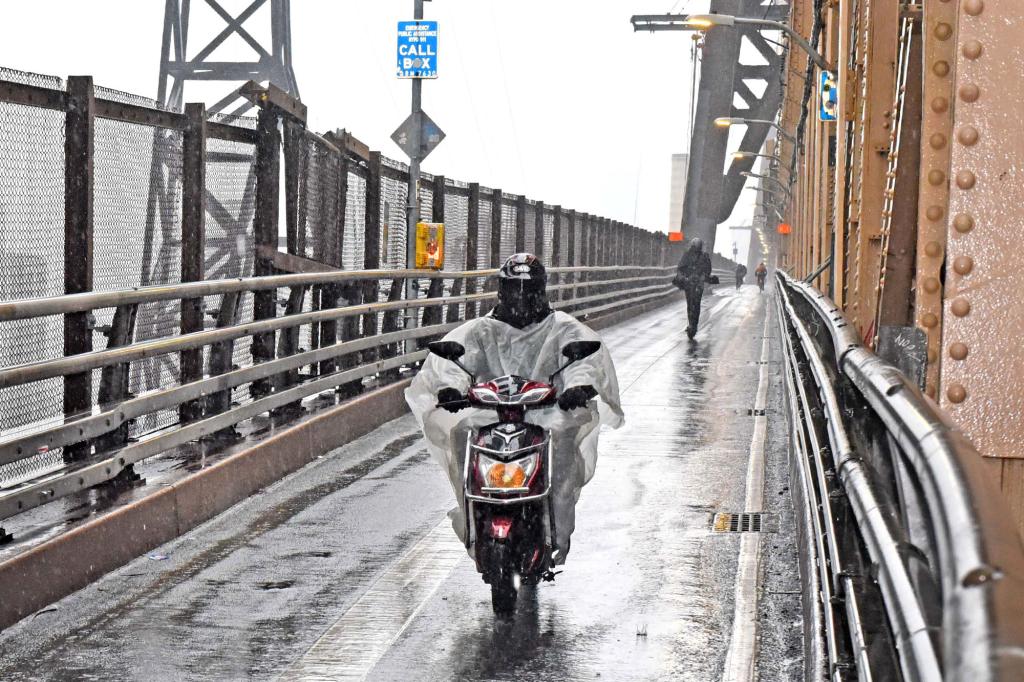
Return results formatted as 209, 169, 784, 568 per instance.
0, 379, 412, 630
0, 292, 682, 630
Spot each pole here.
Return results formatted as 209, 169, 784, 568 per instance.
405, 0, 425, 328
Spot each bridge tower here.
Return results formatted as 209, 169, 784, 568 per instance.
156, 0, 300, 113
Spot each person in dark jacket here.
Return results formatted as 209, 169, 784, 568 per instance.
735, 263, 747, 289
675, 238, 713, 339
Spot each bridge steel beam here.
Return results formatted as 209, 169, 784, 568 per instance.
680, 0, 788, 250
938, 0, 1024, 534
157, 0, 299, 114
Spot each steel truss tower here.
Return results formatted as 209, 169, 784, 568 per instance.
157, 0, 300, 114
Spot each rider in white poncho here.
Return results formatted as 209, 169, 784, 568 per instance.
406, 253, 623, 563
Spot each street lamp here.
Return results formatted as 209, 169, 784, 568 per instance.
741, 171, 792, 197
731, 151, 792, 178
715, 117, 797, 145
630, 13, 832, 71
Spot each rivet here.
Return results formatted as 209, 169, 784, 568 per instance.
925, 241, 943, 257
957, 126, 979, 146
926, 386, 937, 399
935, 22, 953, 40
928, 348, 939, 363
951, 297, 971, 317
964, 0, 984, 15
929, 133, 947, 149
949, 342, 969, 360
953, 255, 974, 275
956, 170, 977, 190
959, 83, 980, 102
923, 277, 941, 293
947, 384, 967, 403
926, 205, 944, 221
931, 97, 950, 113
922, 312, 939, 328
963, 40, 984, 60
953, 213, 975, 233
927, 169, 946, 186
933, 61, 950, 77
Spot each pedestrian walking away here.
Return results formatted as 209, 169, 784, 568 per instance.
674, 238, 713, 340
735, 263, 747, 290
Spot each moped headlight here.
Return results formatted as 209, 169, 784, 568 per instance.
476, 453, 539, 489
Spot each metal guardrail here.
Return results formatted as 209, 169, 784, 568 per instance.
0, 265, 676, 533
775, 271, 1024, 681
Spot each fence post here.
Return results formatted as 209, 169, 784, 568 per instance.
317, 145, 348, 380
491, 189, 503, 268
63, 75, 95, 462
251, 105, 281, 400
465, 182, 480, 319
550, 205, 561, 301
515, 194, 527, 253
363, 151, 383, 370
580, 214, 591, 299
566, 209, 576, 301
532, 201, 543, 259
179, 102, 207, 423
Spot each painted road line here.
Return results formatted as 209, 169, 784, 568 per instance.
721, 301, 771, 682
277, 518, 463, 681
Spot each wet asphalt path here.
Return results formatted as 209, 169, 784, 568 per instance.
0, 286, 801, 681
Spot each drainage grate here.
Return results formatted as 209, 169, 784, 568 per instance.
747, 408, 766, 416
713, 512, 768, 533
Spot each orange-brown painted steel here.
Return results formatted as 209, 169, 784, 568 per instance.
915, 0, 959, 398
940, 0, 1024, 462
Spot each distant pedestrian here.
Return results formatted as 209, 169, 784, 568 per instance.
674, 238, 713, 340
735, 264, 747, 290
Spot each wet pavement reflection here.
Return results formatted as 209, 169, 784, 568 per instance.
0, 288, 799, 681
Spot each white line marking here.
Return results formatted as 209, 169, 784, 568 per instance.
721, 302, 772, 682
277, 519, 464, 681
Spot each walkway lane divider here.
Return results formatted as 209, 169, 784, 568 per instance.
721, 300, 772, 682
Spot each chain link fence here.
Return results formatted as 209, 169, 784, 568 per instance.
0, 67, 672, 492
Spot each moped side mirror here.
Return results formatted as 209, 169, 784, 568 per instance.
427, 341, 473, 379
561, 341, 601, 363
427, 341, 466, 362
550, 341, 602, 383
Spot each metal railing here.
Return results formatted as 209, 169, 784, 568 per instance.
775, 271, 1024, 681
0, 265, 676, 534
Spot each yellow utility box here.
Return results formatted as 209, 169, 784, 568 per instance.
415, 222, 445, 269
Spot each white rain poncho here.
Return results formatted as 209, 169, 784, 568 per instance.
405, 310, 623, 558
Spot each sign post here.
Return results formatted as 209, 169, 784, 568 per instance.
393, 1, 444, 330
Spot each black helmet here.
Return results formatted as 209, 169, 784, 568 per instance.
493, 253, 552, 328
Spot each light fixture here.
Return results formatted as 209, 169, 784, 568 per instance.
630, 13, 832, 71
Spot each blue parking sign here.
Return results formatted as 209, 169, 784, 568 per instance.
397, 21, 438, 79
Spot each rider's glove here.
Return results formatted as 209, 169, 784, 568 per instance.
437, 387, 466, 413
558, 385, 598, 411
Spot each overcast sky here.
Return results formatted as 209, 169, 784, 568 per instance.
0, 0, 755, 259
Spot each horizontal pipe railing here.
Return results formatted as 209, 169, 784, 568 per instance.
0, 266, 673, 322
777, 282, 941, 681
776, 271, 1024, 681
0, 268, 678, 525
0, 275, 673, 389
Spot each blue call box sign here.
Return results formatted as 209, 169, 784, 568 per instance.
397, 21, 438, 79
819, 70, 837, 121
